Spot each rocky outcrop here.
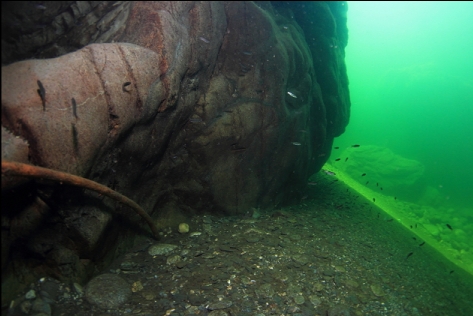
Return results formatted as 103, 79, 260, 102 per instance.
1, 1, 350, 303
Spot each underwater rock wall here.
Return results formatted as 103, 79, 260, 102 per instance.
1, 1, 350, 301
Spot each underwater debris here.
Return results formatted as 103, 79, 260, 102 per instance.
37, 80, 46, 111
1, 160, 160, 240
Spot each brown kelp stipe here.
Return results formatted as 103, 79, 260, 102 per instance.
1, 160, 159, 240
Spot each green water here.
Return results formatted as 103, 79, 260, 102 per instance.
332, 2, 473, 273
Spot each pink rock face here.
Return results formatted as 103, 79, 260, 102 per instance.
2, 43, 162, 177
1, 1, 349, 301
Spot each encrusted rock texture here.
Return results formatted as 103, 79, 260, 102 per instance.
1, 1, 350, 302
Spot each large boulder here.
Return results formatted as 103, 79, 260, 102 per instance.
336, 145, 425, 193
1, 1, 350, 302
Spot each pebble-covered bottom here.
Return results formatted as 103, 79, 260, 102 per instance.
3, 174, 473, 316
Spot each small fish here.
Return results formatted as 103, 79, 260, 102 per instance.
412, 237, 416, 240
287, 91, 297, 98
35, 4, 47, 10
410, 225, 413, 229
292, 142, 301, 146
334, 147, 339, 149
335, 158, 340, 161
199, 36, 210, 43
394, 197, 397, 200
345, 157, 348, 162
406, 252, 414, 259
122, 81, 131, 92
351, 144, 360, 147
242, 51, 252, 56
376, 182, 379, 187
365, 181, 369, 185
446, 224, 453, 230
323, 170, 336, 176
361, 173, 366, 177
189, 117, 203, 123
380, 187, 383, 190
387, 218, 393, 222
307, 182, 317, 186
450, 270, 454, 274
372, 198, 375, 202
71, 123, 78, 152
37, 80, 46, 111
419, 242, 425, 247
415, 223, 418, 228
72, 97, 78, 118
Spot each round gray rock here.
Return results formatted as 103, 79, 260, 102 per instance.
85, 274, 131, 310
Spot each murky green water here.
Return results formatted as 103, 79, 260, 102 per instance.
330, 1, 473, 276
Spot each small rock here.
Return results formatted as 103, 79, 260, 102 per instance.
292, 254, 309, 265
131, 281, 143, 293
85, 274, 132, 310
120, 261, 140, 271
73, 283, 83, 296
208, 311, 229, 316
176, 261, 187, 269
309, 295, 322, 307
327, 304, 351, 316
20, 300, 32, 313
148, 243, 178, 256
370, 283, 386, 297
255, 283, 274, 298
208, 300, 233, 310
293, 294, 305, 305
345, 279, 359, 288
179, 223, 190, 233
166, 254, 182, 265
25, 289, 36, 299
32, 297, 51, 315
